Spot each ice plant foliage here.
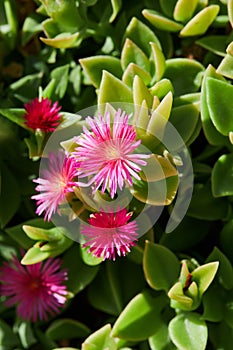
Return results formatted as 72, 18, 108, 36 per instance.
0, 256, 68, 322
80, 208, 138, 260
24, 97, 61, 132
32, 151, 79, 221
73, 109, 149, 198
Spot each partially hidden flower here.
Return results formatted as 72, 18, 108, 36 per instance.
24, 97, 61, 132
0, 256, 68, 322
80, 208, 138, 260
32, 151, 79, 221
73, 109, 149, 198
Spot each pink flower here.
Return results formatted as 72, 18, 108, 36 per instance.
73, 109, 148, 198
80, 208, 138, 260
32, 151, 79, 221
0, 256, 68, 322
24, 97, 61, 132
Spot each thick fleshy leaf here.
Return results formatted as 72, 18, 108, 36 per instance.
62, 244, 99, 294
202, 283, 225, 322
209, 322, 233, 350
169, 103, 200, 145
191, 262, 219, 296
188, 182, 230, 220
196, 35, 227, 57
0, 162, 20, 228
168, 313, 208, 350
9, 73, 42, 102
149, 321, 176, 350
143, 241, 180, 292
220, 220, 233, 263
217, 54, 233, 79
88, 260, 145, 316
121, 39, 150, 72
179, 5, 220, 37
212, 154, 233, 197
82, 324, 116, 350
98, 71, 133, 111
228, 0, 233, 28
15, 320, 37, 349
109, 0, 122, 22
80, 56, 122, 88
224, 290, 233, 329
159, 0, 177, 17
200, 65, 230, 146
140, 154, 177, 182
111, 291, 168, 341
50, 64, 69, 99
206, 247, 233, 290
173, 0, 198, 22
80, 246, 103, 266
142, 10, 183, 32
150, 42, 166, 82
163, 58, 204, 96
46, 319, 90, 340
21, 13, 43, 46
124, 17, 161, 57
40, 32, 81, 48
122, 63, 152, 87
149, 79, 174, 100
0, 318, 20, 348
133, 75, 153, 108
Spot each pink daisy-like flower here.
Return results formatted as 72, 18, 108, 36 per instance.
0, 256, 68, 322
80, 208, 138, 260
24, 97, 61, 132
32, 151, 79, 221
73, 109, 149, 198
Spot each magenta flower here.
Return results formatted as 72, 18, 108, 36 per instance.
73, 109, 148, 198
0, 256, 68, 322
80, 208, 138, 260
24, 97, 61, 132
32, 151, 79, 221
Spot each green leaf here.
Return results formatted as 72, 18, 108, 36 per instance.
169, 103, 200, 145
9, 73, 42, 102
0, 162, 20, 228
14, 320, 37, 349
111, 291, 168, 341
188, 182, 230, 220
228, 0, 233, 28
179, 5, 220, 37
149, 321, 176, 350
206, 247, 233, 290
191, 262, 219, 297
62, 244, 99, 294
88, 259, 146, 316
21, 246, 51, 264
224, 290, 233, 329
133, 75, 153, 108
150, 42, 166, 82
163, 58, 204, 96
149, 79, 174, 100
220, 220, 233, 263
142, 10, 183, 32
0, 318, 20, 348
205, 77, 233, 136
168, 313, 208, 350
159, 0, 177, 17
121, 38, 150, 72
46, 319, 90, 340
50, 64, 69, 99
212, 154, 233, 197
122, 63, 152, 87
200, 65, 230, 146
124, 17, 161, 57
80, 56, 122, 88
202, 283, 225, 322
98, 71, 133, 111
217, 54, 233, 79
109, 0, 122, 22
196, 35, 228, 57
80, 246, 103, 266
140, 154, 177, 182
82, 324, 117, 350
209, 322, 233, 350
173, 0, 198, 22
143, 241, 180, 292
40, 32, 81, 49
21, 13, 43, 46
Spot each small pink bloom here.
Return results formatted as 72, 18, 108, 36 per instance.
81, 208, 138, 260
73, 109, 148, 198
0, 256, 68, 322
24, 97, 61, 132
32, 151, 79, 221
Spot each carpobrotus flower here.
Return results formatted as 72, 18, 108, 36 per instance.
80, 208, 138, 260
24, 97, 61, 132
32, 151, 79, 221
0, 256, 68, 322
73, 109, 148, 198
